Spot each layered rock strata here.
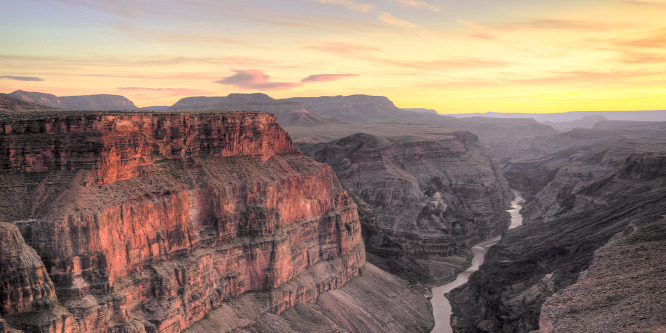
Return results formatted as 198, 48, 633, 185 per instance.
450, 122, 666, 332
170, 94, 327, 126
298, 132, 510, 284
0, 112, 366, 332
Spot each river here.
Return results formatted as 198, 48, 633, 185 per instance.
430, 190, 525, 333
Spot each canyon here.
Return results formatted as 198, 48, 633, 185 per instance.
2, 91, 665, 332
297, 132, 511, 286
0, 111, 431, 332
450, 121, 666, 332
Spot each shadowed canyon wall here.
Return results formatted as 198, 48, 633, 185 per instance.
450, 122, 666, 332
298, 132, 510, 285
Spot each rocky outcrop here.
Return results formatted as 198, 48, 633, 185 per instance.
449, 122, 666, 332
0, 223, 57, 316
298, 132, 510, 284
187, 263, 434, 333
60, 94, 137, 111
538, 215, 666, 333
170, 94, 328, 126
8, 91, 64, 109
0, 111, 367, 332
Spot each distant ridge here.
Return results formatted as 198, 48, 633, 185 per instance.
0, 94, 62, 111
446, 110, 666, 122
402, 108, 438, 115
8, 90, 138, 111
170, 93, 328, 126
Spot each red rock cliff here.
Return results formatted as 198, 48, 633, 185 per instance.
0, 112, 365, 332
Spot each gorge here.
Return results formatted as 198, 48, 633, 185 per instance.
430, 191, 524, 333
0, 111, 431, 332
1, 94, 665, 332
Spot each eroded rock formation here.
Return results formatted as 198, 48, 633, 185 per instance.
450, 121, 666, 332
0, 111, 368, 332
298, 132, 510, 284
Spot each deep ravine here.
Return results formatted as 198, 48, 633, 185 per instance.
430, 190, 525, 333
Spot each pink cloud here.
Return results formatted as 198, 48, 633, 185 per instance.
379, 12, 416, 30
395, 0, 440, 12
215, 69, 303, 90
301, 73, 358, 83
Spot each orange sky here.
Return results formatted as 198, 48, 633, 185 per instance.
1, 0, 665, 113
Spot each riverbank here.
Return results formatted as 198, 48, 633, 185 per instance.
430, 190, 525, 333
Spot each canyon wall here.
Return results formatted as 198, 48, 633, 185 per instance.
0, 112, 369, 332
450, 121, 666, 332
298, 132, 510, 285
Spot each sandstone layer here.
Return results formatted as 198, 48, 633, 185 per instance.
450, 121, 666, 332
298, 132, 510, 285
0, 111, 367, 332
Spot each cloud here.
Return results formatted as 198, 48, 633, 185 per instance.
305, 42, 384, 55
311, 0, 374, 12
492, 19, 612, 31
615, 51, 666, 63
394, 0, 440, 12
620, 30, 666, 48
384, 57, 511, 69
0, 75, 44, 81
379, 12, 416, 30
506, 70, 656, 85
215, 69, 303, 90
458, 19, 498, 40
623, 0, 666, 6
117, 87, 214, 96
301, 73, 358, 83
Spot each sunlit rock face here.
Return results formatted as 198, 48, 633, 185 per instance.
0, 112, 365, 332
298, 131, 510, 284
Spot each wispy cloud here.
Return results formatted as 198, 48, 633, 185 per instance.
0, 75, 44, 81
615, 51, 666, 63
394, 0, 440, 12
458, 19, 498, 40
117, 87, 213, 96
507, 70, 656, 85
304, 42, 383, 55
301, 73, 358, 82
492, 19, 613, 31
379, 12, 416, 29
311, 0, 374, 12
383, 57, 510, 69
216, 69, 303, 90
623, 0, 666, 7
620, 29, 666, 48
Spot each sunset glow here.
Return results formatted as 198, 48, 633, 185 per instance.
2, 0, 666, 113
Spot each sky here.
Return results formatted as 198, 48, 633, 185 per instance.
1, 0, 665, 113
